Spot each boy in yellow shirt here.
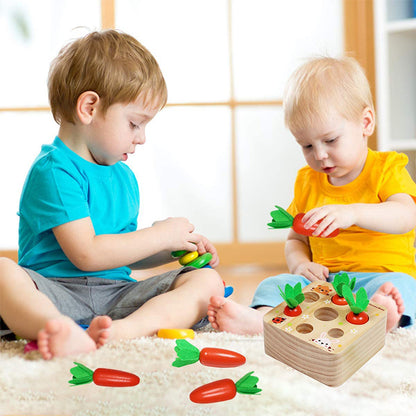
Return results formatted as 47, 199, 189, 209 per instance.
208, 56, 416, 334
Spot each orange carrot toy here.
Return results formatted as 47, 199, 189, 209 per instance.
172, 339, 246, 368
68, 362, 140, 387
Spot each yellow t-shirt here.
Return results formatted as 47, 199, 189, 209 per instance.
287, 149, 416, 277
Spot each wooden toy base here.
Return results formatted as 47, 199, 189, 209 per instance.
264, 282, 387, 387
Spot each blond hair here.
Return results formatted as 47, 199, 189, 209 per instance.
283, 56, 374, 133
48, 30, 167, 124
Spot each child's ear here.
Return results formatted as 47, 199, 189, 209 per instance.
76, 91, 100, 124
362, 107, 375, 137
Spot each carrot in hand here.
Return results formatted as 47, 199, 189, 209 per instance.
68, 362, 140, 387
172, 339, 246, 368
189, 371, 261, 403
268, 205, 339, 237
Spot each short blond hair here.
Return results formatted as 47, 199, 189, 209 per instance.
48, 30, 167, 124
283, 56, 374, 133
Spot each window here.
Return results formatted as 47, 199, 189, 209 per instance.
0, 0, 343, 250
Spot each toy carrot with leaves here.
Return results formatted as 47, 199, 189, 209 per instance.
268, 205, 339, 237
189, 371, 261, 403
279, 282, 305, 316
342, 286, 370, 325
332, 272, 356, 305
68, 362, 140, 387
172, 339, 246, 368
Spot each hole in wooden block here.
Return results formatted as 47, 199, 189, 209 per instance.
296, 323, 314, 334
328, 328, 344, 338
314, 307, 339, 321
304, 292, 320, 303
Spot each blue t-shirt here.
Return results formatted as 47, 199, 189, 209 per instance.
18, 136, 139, 281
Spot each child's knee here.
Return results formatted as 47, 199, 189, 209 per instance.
201, 268, 224, 292
0, 257, 19, 284
187, 268, 224, 295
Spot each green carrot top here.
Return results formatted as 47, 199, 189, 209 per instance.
235, 371, 262, 395
268, 205, 294, 229
69, 362, 94, 385
333, 272, 356, 297
278, 282, 305, 309
172, 339, 200, 367
342, 286, 369, 315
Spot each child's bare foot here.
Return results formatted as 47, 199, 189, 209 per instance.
37, 318, 96, 360
86, 315, 112, 348
371, 282, 405, 332
207, 296, 267, 335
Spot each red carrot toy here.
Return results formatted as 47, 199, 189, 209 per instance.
68, 362, 140, 387
189, 371, 261, 403
172, 339, 246, 368
268, 205, 339, 237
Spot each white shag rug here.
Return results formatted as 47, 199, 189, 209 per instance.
0, 327, 415, 416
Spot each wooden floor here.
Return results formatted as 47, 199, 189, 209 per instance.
133, 263, 288, 307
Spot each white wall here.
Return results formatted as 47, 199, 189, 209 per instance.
0, 0, 344, 249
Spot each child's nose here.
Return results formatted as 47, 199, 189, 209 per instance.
134, 131, 146, 145
313, 146, 328, 160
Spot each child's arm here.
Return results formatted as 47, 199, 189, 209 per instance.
302, 193, 416, 238
128, 250, 177, 269
52, 216, 217, 272
129, 234, 220, 269
285, 230, 329, 281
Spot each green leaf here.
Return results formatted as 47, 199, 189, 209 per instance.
333, 272, 349, 296
355, 287, 369, 311
285, 297, 298, 309
268, 206, 294, 229
171, 339, 200, 367
342, 286, 369, 314
285, 284, 294, 300
68, 376, 93, 385
341, 285, 355, 307
295, 292, 305, 304
68, 362, 94, 386
235, 371, 262, 395
350, 277, 356, 291
279, 283, 304, 308
293, 282, 302, 295
278, 285, 286, 301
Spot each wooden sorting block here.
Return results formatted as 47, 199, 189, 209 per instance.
264, 282, 387, 387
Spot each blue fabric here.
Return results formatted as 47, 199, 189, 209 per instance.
251, 271, 416, 327
18, 136, 139, 281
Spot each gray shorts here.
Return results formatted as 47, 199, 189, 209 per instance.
23, 266, 202, 327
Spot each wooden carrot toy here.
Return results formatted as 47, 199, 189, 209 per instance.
264, 282, 387, 386
69, 362, 140, 387
278, 282, 305, 317
189, 371, 261, 403
342, 285, 370, 325
172, 339, 246, 368
268, 205, 339, 237
331, 272, 356, 305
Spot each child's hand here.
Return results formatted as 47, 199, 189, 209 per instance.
302, 204, 355, 237
152, 217, 199, 252
193, 235, 220, 268
151, 218, 219, 266
293, 261, 329, 282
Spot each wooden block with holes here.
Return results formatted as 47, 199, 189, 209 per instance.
263, 282, 387, 387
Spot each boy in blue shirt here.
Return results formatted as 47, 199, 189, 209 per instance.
0, 30, 223, 359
